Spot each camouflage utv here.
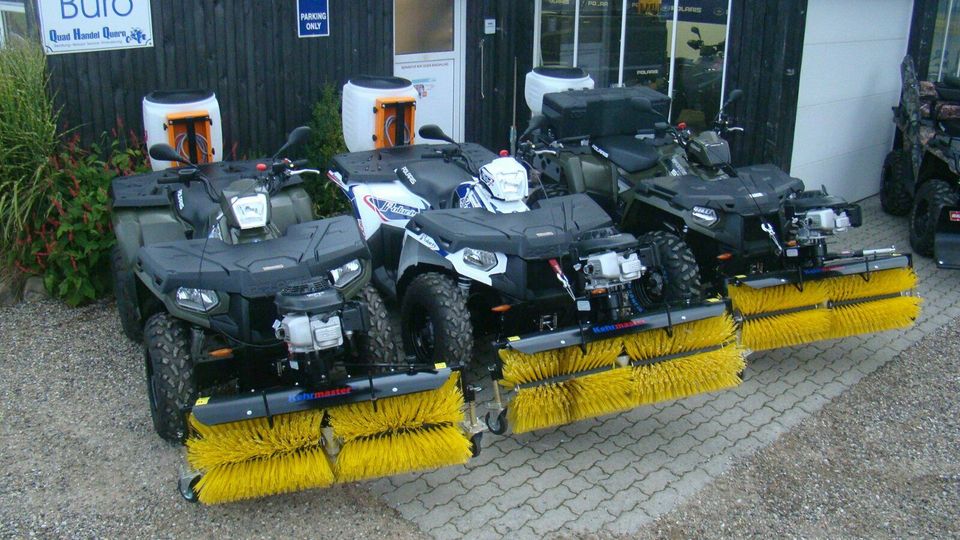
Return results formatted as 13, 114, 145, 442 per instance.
885, 55, 960, 267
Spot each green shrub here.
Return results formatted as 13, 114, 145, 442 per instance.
303, 84, 350, 217
0, 41, 60, 260
16, 132, 150, 306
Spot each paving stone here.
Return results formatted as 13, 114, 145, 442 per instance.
526, 484, 576, 514
635, 468, 678, 496
528, 506, 578, 535
427, 521, 462, 539
563, 484, 613, 514
490, 462, 538, 491
421, 500, 466, 531
456, 480, 507, 512
528, 464, 575, 492
561, 446, 608, 475
607, 506, 654, 536
490, 482, 540, 513
452, 501, 506, 535
380, 476, 430, 507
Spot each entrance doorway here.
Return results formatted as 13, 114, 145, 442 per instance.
393, 0, 467, 141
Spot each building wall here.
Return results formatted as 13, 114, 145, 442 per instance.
26, 0, 394, 157
790, 0, 915, 202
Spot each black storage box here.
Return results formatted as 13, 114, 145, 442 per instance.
542, 87, 671, 139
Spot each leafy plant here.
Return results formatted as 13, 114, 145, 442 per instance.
0, 41, 60, 261
15, 130, 150, 306
303, 84, 350, 217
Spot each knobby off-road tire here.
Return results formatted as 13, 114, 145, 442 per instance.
910, 179, 959, 256
355, 284, 402, 366
635, 230, 702, 305
144, 312, 196, 442
881, 150, 914, 216
111, 246, 142, 342
401, 273, 473, 367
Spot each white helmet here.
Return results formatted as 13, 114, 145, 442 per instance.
478, 157, 529, 202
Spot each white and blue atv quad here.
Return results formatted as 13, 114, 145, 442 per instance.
328, 123, 744, 435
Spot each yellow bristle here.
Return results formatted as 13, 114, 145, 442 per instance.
334, 425, 472, 482
327, 373, 465, 441
186, 410, 334, 504
194, 446, 335, 504
826, 267, 918, 302
824, 295, 922, 341
623, 314, 736, 361
501, 338, 630, 433
328, 373, 471, 482
634, 345, 745, 405
739, 309, 832, 351
728, 280, 829, 316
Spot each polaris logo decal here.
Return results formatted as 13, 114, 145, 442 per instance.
363, 195, 420, 222
399, 166, 417, 185
288, 387, 352, 403
591, 145, 610, 158
592, 318, 647, 334
176, 190, 185, 210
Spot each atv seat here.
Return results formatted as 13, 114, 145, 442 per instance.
407, 194, 614, 259
591, 135, 660, 174
395, 160, 473, 209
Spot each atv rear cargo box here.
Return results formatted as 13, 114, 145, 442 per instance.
542, 87, 671, 140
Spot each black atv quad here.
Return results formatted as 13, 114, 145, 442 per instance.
520, 83, 918, 351
885, 55, 960, 268
110, 126, 480, 503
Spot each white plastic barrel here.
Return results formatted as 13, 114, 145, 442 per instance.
142, 90, 223, 171
342, 76, 419, 152
524, 67, 595, 116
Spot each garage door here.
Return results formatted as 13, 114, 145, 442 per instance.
790, 0, 914, 202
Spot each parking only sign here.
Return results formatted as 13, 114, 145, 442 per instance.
298, 0, 329, 38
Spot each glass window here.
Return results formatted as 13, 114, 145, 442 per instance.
0, 1, 26, 48
668, 0, 729, 129
927, 0, 960, 81
395, 0, 454, 55
539, 0, 577, 66
534, 0, 731, 127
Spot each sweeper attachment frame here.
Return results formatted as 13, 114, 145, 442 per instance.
181, 366, 482, 504
485, 301, 745, 434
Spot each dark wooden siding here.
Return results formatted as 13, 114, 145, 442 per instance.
464, 0, 536, 151
25, 0, 394, 154
723, 0, 808, 169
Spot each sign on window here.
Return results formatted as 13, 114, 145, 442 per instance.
37, 0, 153, 55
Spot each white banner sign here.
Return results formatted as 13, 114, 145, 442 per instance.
37, 0, 154, 55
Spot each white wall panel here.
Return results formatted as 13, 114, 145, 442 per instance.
790, 0, 914, 202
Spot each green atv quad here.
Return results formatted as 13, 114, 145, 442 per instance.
885, 54, 960, 268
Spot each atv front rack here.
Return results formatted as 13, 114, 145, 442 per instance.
727, 253, 912, 290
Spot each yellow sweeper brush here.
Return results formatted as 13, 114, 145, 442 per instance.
184, 370, 473, 504
727, 255, 920, 350
494, 302, 745, 434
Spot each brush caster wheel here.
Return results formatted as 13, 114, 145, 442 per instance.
881, 150, 913, 216
178, 474, 201, 503
144, 312, 197, 442
111, 246, 142, 342
484, 409, 508, 435
470, 433, 483, 458
910, 179, 958, 256
401, 273, 473, 366
634, 231, 702, 305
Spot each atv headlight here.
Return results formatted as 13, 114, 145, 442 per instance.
463, 248, 498, 271
692, 206, 718, 227
329, 259, 363, 288
175, 287, 220, 312
230, 193, 269, 230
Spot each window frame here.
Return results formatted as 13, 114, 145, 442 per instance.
0, 1, 26, 48
532, 0, 734, 117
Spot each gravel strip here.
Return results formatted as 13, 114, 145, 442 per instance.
630, 321, 960, 539
0, 298, 424, 539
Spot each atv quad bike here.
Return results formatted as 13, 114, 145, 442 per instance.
328, 123, 745, 435
885, 54, 960, 268
110, 126, 482, 504
521, 83, 919, 352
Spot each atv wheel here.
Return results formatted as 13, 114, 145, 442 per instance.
355, 285, 402, 366
144, 312, 196, 442
881, 151, 913, 216
401, 273, 473, 366
634, 231, 702, 305
111, 246, 142, 342
910, 179, 959, 256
